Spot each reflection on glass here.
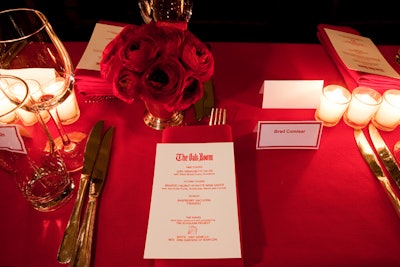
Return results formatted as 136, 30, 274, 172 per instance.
0, 8, 87, 173
138, 0, 193, 24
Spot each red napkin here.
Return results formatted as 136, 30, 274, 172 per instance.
74, 20, 126, 101
156, 124, 244, 267
317, 24, 400, 92
162, 124, 233, 143
74, 69, 114, 101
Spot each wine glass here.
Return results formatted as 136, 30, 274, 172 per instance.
0, 8, 87, 173
138, 0, 193, 24
0, 74, 74, 211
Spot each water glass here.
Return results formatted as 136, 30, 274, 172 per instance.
372, 89, 400, 131
0, 75, 74, 212
315, 85, 351, 127
0, 8, 87, 173
343, 86, 382, 129
138, 0, 193, 24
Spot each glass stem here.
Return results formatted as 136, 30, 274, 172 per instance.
33, 110, 56, 154
49, 108, 76, 152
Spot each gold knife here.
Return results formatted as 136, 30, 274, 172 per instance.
57, 120, 104, 263
70, 126, 115, 267
368, 123, 400, 189
354, 129, 400, 218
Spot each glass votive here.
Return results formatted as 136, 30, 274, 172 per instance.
9, 80, 37, 126
315, 85, 351, 127
8, 79, 52, 126
343, 86, 382, 129
56, 89, 80, 125
0, 90, 18, 123
372, 89, 400, 131
0, 79, 18, 123
26, 79, 51, 124
43, 77, 80, 125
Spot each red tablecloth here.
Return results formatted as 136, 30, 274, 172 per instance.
1, 42, 400, 267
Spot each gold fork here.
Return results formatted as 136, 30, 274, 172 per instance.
209, 108, 227, 125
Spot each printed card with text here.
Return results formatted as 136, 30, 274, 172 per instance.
144, 142, 241, 259
256, 121, 323, 149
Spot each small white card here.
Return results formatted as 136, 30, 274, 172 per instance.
144, 142, 241, 259
325, 28, 400, 79
0, 125, 27, 154
76, 23, 123, 71
256, 121, 323, 149
260, 80, 323, 109
0, 68, 56, 85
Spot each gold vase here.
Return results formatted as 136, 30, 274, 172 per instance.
143, 101, 184, 130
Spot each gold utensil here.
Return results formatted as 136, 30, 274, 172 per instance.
69, 126, 115, 267
57, 120, 105, 263
209, 107, 227, 125
368, 123, 400, 190
354, 128, 400, 218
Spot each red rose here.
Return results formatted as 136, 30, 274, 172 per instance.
112, 68, 141, 104
181, 31, 214, 82
151, 23, 185, 57
140, 55, 186, 111
100, 21, 214, 112
118, 25, 160, 73
100, 24, 140, 81
175, 74, 203, 111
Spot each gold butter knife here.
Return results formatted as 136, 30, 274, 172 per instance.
70, 126, 115, 267
354, 128, 400, 218
368, 123, 400, 190
57, 120, 105, 263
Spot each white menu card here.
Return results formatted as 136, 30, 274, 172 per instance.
76, 23, 123, 71
144, 142, 241, 259
324, 28, 400, 79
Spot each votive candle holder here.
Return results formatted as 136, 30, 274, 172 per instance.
315, 84, 351, 127
343, 86, 382, 129
372, 89, 400, 131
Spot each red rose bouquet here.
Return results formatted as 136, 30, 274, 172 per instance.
100, 21, 214, 113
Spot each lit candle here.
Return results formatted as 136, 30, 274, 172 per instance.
44, 78, 80, 124
24, 80, 51, 124
57, 89, 80, 124
9, 82, 37, 126
0, 90, 18, 123
343, 87, 382, 129
372, 89, 400, 131
315, 85, 351, 127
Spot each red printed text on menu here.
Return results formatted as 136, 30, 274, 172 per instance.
144, 142, 241, 259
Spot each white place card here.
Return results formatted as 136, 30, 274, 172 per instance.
260, 80, 323, 109
256, 121, 323, 149
144, 142, 241, 259
0, 125, 27, 154
0, 68, 56, 85
324, 28, 400, 79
